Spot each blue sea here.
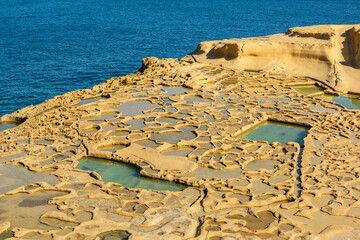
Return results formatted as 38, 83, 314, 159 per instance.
1, 0, 359, 117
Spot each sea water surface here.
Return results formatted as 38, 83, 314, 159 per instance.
1, 0, 359, 116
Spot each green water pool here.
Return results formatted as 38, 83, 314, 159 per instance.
78, 157, 185, 191
293, 85, 324, 95
238, 121, 309, 146
293, 85, 360, 110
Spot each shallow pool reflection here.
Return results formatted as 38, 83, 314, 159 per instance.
77, 98, 102, 106
293, 85, 324, 95
317, 94, 360, 110
293, 85, 360, 110
0, 122, 17, 132
238, 121, 309, 146
78, 157, 185, 191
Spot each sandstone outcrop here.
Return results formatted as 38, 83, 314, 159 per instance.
192, 24, 360, 94
0, 25, 359, 239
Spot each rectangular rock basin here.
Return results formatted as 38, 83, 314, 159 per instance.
238, 121, 309, 146
317, 94, 360, 110
78, 157, 185, 191
0, 122, 17, 132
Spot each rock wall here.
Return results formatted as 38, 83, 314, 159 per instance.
349, 26, 360, 68
192, 25, 360, 94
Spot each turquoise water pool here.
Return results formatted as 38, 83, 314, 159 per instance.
78, 157, 185, 191
317, 94, 360, 110
293, 85, 360, 110
238, 121, 309, 146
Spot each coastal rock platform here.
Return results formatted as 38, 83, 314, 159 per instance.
0, 25, 360, 239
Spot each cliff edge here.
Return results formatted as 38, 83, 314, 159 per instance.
192, 24, 360, 93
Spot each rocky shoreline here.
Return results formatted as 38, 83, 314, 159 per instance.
0, 25, 360, 239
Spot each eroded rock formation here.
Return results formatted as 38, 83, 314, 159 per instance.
0, 25, 360, 239
192, 25, 360, 94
